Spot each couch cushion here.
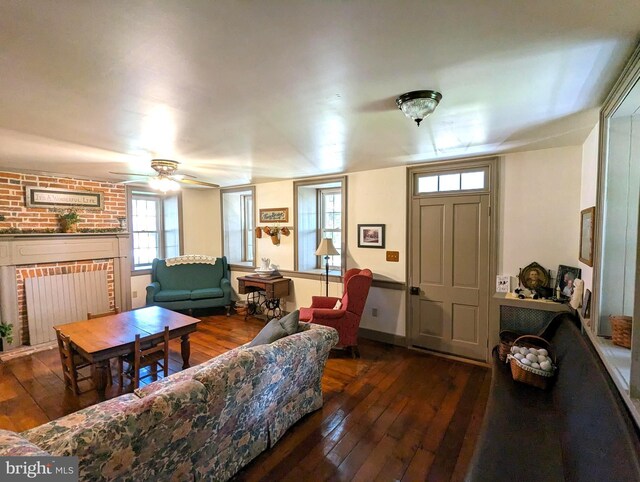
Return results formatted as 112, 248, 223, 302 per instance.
191, 287, 224, 300
155, 289, 191, 302
0, 430, 50, 456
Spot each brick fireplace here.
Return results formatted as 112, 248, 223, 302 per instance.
0, 234, 131, 351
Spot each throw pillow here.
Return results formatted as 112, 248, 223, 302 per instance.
333, 299, 342, 310
248, 310, 301, 347
278, 309, 300, 334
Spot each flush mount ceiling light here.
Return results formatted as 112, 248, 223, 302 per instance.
396, 90, 442, 126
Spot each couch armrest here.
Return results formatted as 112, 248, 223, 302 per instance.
146, 281, 161, 305
0, 430, 50, 456
310, 296, 340, 309
220, 277, 231, 299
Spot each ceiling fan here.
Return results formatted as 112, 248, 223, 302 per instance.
110, 159, 219, 192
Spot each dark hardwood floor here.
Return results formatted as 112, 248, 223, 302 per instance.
0, 313, 490, 481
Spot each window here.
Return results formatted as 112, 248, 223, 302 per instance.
319, 188, 342, 269
221, 187, 255, 264
416, 169, 487, 194
295, 177, 346, 272
129, 189, 182, 271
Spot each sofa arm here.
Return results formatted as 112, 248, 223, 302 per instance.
146, 281, 161, 305
220, 277, 231, 299
310, 296, 341, 309
0, 430, 50, 456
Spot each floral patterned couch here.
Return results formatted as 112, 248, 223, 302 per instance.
0, 324, 338, 481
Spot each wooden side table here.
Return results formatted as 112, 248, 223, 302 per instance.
237, 275, 291, 320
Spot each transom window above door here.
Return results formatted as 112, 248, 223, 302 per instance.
415, 168, 488, 195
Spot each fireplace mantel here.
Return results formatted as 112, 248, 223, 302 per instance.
0, 233, 131, 351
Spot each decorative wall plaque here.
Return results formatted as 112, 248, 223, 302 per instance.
25, 187, 104, 210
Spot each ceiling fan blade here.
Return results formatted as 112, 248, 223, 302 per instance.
109, 171, 151, 177
179, 178, 220, 188
170, 173, 196, 181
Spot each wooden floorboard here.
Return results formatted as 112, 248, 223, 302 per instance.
0, 313, 490, 481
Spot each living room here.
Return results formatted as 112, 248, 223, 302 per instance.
1, 1, 640, 481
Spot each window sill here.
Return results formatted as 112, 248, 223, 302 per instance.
131, 268, 152, 276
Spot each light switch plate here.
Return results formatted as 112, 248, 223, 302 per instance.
386, 251, 399, 262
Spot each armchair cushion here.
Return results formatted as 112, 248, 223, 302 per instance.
305, 308, 345, 320
155, 289, 192, 302
191, 287, 224, 300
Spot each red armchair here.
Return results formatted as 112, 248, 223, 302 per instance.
299, 268, 373, 357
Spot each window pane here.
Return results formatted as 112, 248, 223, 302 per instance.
222, 190, 253, 264
418, 176, 438, 193
164, 196, 180, 259
461, 171, 485, 190
132, 196, 159, 269
439, 173, 461, 191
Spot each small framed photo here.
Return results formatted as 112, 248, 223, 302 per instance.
556, 265, 582, 299
358, 224, 385, 249
259, 207, 288, 223
579, 206, 595, 267
496, 275, 510, 293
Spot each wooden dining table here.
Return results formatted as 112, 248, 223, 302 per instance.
53, 306, 201, 398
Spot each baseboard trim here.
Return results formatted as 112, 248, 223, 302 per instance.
359, 327, 407, 347
408, 346, 491, 368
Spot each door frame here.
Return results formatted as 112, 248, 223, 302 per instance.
406, 156, 500, 363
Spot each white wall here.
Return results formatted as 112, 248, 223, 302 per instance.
182, 188, 221, 257
499, 146, 583, 285
579, 123, 599, 293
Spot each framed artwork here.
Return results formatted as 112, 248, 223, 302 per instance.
259, 207, 288, 223
582, 289, 592, 319
519, 262, 549, 290
358, 224, 385, 248
556, 265, 582, 299
579, 206, 595, 267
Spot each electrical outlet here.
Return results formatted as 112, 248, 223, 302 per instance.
372, 308, 378, 317
132, 290, 138, 298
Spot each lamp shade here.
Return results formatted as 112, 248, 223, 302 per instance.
315, 238, 339, 256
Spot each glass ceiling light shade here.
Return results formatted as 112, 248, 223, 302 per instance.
149, 176, 180, 193
396, 90, 442, 126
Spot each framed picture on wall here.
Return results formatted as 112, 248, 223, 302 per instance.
259, 207, 288, 223
579, 206, 595, 267
358, 224, 385, 248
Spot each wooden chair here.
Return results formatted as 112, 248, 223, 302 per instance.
87, 307, 120, 319
55, 328, 102, 395
87, 307, 120, 385
118, 326, 170, 393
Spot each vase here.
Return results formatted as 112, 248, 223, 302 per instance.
270, 234, 280, 245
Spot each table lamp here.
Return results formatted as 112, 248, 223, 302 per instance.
315, 238, 339, 297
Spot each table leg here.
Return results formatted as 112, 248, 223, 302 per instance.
94, 360, 109, 399
181, 334, 191, 369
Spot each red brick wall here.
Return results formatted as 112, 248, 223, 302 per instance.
0, 171, 126, 231
16, 260, 115, 345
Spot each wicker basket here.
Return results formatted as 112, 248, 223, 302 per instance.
498, 330, 521, 362
610, 315, 632, 349
508, 335, 556, 390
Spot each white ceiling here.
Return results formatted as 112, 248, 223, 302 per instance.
0, 1, 638, 187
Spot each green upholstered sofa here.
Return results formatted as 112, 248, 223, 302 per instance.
146, 256, 232, 314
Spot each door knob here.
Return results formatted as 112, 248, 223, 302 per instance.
410, 286, 420, 295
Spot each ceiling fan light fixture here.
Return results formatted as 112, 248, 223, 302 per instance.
396, 90, 442, 126
149, 176, 180, 193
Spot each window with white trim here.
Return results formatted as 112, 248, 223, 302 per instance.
222, 188, 255, 264
295, 177, 346, 273
129, 190, 182, 271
